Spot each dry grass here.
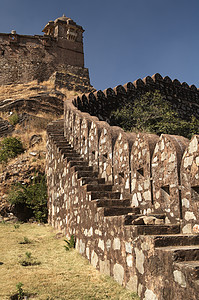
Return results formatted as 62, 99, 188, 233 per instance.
0, 223, 139, 300
0, 80, 82, 102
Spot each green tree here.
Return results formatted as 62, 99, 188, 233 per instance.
110, 90, 199, 139
0, 137, 24, 163
7, 173, 48, 222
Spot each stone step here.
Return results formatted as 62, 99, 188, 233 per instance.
79, 177, 105, 186
55, 142, 70, 147
156, 245, 199, 262
154, 235, 199, 248
96, 199, 132, 208
62, 153, 79, 159
65, 157, 81, 163
53, 138, 70, 146
69, 161, 88, 167
62, 152, 80, 158
55, 143, 71, 151
86, 184, 113, 192
60, 148, 76, 153
126, 224, 180, 236
50, 133, 66, 137
77, 171, 99, 179
124, 213, 165, 225
65, 157, 83, 163
60, 148, 75, 154
74, 165, 94, 172
60, 150, 76, 156
90, 191, 120, 200
51, 138, 68, 143
104, 207, 140, 216
174, 261, 199, 280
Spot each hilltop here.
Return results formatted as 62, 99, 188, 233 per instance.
0, 78, 90, 220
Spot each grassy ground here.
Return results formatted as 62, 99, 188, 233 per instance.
0, 222, 139, 300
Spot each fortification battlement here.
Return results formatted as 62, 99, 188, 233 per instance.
63, 91, 199, 233
46, 74, 199, 299
73, 73, 199, 121
0, 15, 90, 86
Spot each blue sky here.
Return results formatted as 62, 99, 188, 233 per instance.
0, 0, 199, 90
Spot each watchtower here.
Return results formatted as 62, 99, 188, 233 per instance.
0, 15, 91, 89
42, 14, 84, 43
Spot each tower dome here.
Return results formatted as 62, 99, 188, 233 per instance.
42, 15, 84, 42
54, 14, 69, 23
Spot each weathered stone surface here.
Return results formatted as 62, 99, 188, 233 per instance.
173, 270, 186, 288
98, 125, 121, 183
113, 263, 124, 285
131, 133, 158, 213
29, 134, 42, 147
181, 136, 199, 233
88, 120, 107, 173
0, 16, 93, 91
152, 134, 189, 223
46, 87, 199, 300
74, 73, 199, 123
113, 131, 136, 198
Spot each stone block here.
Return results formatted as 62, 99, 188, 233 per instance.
131, 133, 158, 213
113, 131, 136, 197
152, 134, 188, 223
181, 135, 199, 231
99, 125, 121, 183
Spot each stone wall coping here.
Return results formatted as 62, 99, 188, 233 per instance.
72, 73, 199, 108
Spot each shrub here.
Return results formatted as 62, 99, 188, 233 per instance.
16, 282, 24, 300
0, 137, 24, 163
19, 251, 41, 266
19, 237, 31, 244
110, 90, 199, 139
8, 112, 19, 126
7, 173, 48, 222
64, 235, 75, 251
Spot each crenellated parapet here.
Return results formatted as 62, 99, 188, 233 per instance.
73, 73, 199, 122
63, 91, 199, 231
46, 75, 199, 300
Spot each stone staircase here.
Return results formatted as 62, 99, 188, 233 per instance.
48, 127, 139, 217
47, 123, 199, 297
154, 234, 199, 290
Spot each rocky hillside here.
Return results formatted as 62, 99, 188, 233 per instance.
0, 78, 90, 220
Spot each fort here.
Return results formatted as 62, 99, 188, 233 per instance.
1, 15, 199, 300
0, 15, 92, 92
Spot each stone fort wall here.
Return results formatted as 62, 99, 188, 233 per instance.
0, 15, 92, 90
46, 75, 199, 299
74, 73, 199, 121
0, 32, 86, 84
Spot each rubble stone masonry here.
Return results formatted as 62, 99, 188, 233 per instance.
46, 75, 199, 300
0, 16, 93, 93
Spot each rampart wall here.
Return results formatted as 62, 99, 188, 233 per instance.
46, 74, 199, 299
73, 73, 199, 122
0, 33, 87, 85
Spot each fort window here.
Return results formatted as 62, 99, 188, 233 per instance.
66, 28, 77, 42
